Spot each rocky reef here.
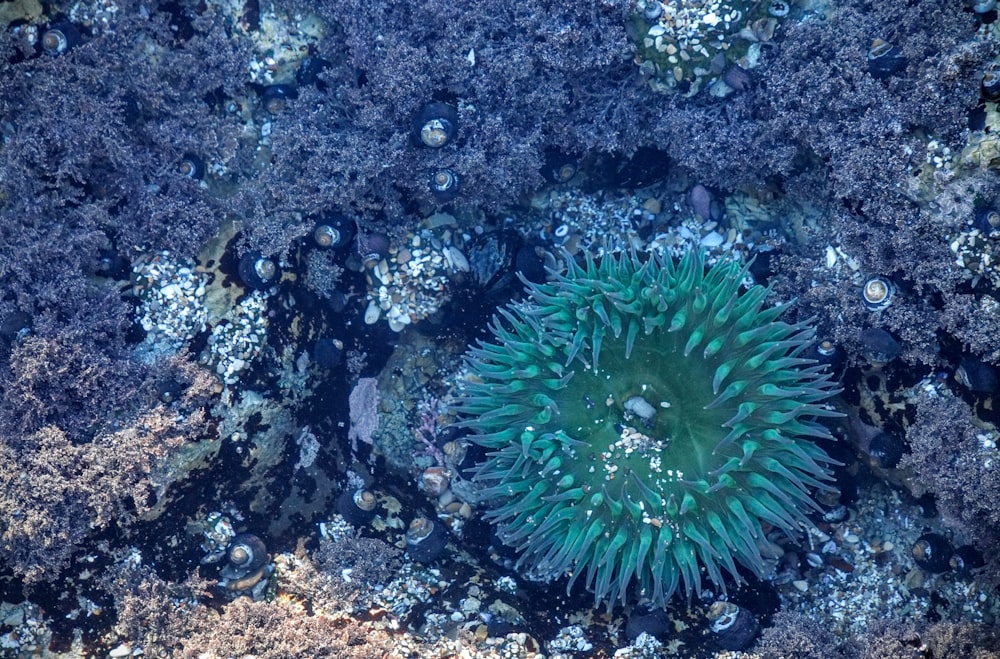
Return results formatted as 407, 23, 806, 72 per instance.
0, 0, 999, 657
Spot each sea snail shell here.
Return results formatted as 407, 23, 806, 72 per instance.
414, 102, 459, 148
227, 533, 268, 573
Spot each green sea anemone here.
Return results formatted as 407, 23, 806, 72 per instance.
453, 248, 840, 608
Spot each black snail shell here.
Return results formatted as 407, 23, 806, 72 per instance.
956, 355, 1000, 394
41, 22, 80, 56
983, 70, 1000, 102
227, 533, 268, 573
868, 431, 906, 469
912, 533, 953, 573
950, 545, 986, 577
625, 604, 671, 641
643, 2, 664, 22
414, 102, 459, 148
220, 533, 273, 599
94, 249, 130, 279
860, 328, 902, 364
324, 291, 349, 313
155, 379, 184, 405
295, 56, 330, 87
810, 338, 845, 374
313, 337, 344, 369
821, 503, 850, 523
237, 252, 279, 290
312, 214, 355, 250
867, 39, 907, 79
260, 84, 297, 115
336, 488, 378, 526
974, 207, 1000, 238
313, 224, 340, 247
862, 276, 894, 311
707, 601, 760, 651
312, 224, 342, 249
179, 154, 205, 180
515, 243, 548, 284
815, 339, 837, 358
405, 517, 449, 563
429, 168, 461, 202
541, 149, 579, 184
463, 230, 523, 293
356, 231, 391, 263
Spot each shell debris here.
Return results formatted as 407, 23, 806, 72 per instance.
203, 290, 270, 385
364, 225, 470, 332
132, 251, 209, 351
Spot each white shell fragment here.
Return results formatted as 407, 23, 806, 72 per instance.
364, 300, 382, 324
700, 231, 724, 247
444, 246, 470, 272
825, 244, 838, 268
624, 395, 657, 420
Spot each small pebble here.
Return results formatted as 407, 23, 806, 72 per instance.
700, 231, 725, 247
461, 597, 481, 613
904, 568, 925, 589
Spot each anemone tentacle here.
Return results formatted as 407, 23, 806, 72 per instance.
452, 248, 840, 608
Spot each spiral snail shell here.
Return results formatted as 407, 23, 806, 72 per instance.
414, 102, 459, 148
226, 533, 268, 573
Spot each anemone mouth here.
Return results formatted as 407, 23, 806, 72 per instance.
452, 248, 841, 609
